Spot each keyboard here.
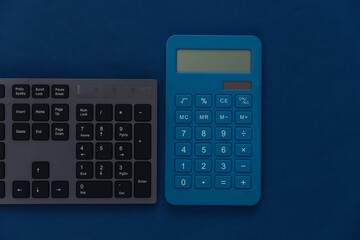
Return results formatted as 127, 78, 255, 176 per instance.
0, 78, 157, 204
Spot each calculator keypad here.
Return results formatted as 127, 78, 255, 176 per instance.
174, 94, 252, 190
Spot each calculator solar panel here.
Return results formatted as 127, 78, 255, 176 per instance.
0, 78, 157, 204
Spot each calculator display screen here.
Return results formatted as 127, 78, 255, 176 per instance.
177, 49, 251, 72
223, 81, 252, 89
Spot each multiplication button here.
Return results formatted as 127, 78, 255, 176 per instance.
175, 94, 192, 107
235, 144, 252, 156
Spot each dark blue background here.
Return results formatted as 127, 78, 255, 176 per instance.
0, 0, 359, 239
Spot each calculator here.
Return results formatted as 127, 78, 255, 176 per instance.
0, 78, 157, 204
165, 35, 262, 205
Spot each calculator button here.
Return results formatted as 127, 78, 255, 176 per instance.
32, 123, 50, 140
196, 95, 212, 107
52, 104, 69, 121
96, 142, 113, 160
32, 162, 50, 179
175, 111, 192, 124
235, 160, 252, 173
76, 104, 94, 121
52, 85, 69, 98
76, 181, 113, 198
12, 104, 30, 121
175, 127, 192, 140
115, 181, 132, 198
115, 123, 132, 140
175, 143, 191, 156
0, 124, 5, 140
32, 104, 50, 121
195, 111, 212, 124
96, 104, 113, 121
76, 162, 93, 179
195, 159, 211, 172
76, 143, 93, 160
32, 85, 49, 98
114, 143, 132, 160
32, 181, 49, 198
0, 104, 4, 121
134, 162, 151, 198
195, 175, 211, 189
134, 104, 151, 121
236, 95, 252, 107
235, 176, 251, 189
95, 162, 113, 179
195, 127, 211, 140
12, 123, 30, 140
175, 159, 191, 172
215, 95, 232, 107
115, 162, 132, 179
0, 162, 4, 179
52, 181, 69, 198
215, 127, 232, 140
195, 143, 211, 156
115, 104, 132, 121
51, 123, 69, 140
235, 111, 252, 124
12, 85, 30, 98
0, 85, 4, 98
174, 175, 191, 189
235, 144, 252, 156
13, 181, 30, 198
96, 123, 113, 140
235, 127, 252, 140
76, 123, 94, 140
215, 176, 231, 189
0, 182, 4, 198
215, 111, 232, 124
215, 160, 231, 173
215, 143, 232, 157
175, 94, 192, 107
134, 123, 151, 160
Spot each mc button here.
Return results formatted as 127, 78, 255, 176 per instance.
175, 111, 192, 124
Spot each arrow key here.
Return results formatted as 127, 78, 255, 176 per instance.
32, 181, 49, 198
51, 181, 69, 198
12, 181, 30, 198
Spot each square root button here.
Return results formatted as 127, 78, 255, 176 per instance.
176, 94, 192, 107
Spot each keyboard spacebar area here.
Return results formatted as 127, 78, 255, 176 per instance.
76, 181, 113, 198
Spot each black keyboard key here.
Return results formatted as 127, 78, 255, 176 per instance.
0, 143, 4, 160
96, 123, 113, 140
95, 162, 113, 179
12, 85, 30, 98
96, 104, 113, 121
134, 162, 151, 198
115, 162, 132, 179
52, 85, 69, 98
12, 104, 30, 121
0, 181, 4, 198
0, 123, 4, 140
115, 181, 132, 198
76, 143, 93, 160
52, 104, 69, 121
52, 123, 69, 140
76, 123, 94, 140
52, 181, 69, 198
32, 104, 49, 121
32, 162, 49, 179
0, 85, 4, 98
0, 104, 4, 121
96, 143, 112, 160
134, 124, 151, 160
76, 162, 93, 179
115, 104, 132, 121
76, 181, 113, 198
13, 181, 30, 198
134, 104, 151, 121
32, 181, 49, 198
114, 143, 132, 160
0, 162, 4, 179
12, 123, 30, 140
115, 123, 132, 140
76, 104, 94, 121
32, 123, 49, 140
32, 85, 49, 98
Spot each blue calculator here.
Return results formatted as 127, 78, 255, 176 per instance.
165, 35, 262, 205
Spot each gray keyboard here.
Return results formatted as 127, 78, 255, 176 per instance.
0, 78, 157, 204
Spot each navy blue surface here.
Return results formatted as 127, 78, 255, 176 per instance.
0, 0, 359, 239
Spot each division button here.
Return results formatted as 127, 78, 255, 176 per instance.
32, 181, 49, 198
32, 104, 49, 121
134, 162, 151, 198
115, 181, 132, 198
32, 162, 50, 179
115, 104, 132, 121
51, 181, 69, 198
76, 104, 94, 121
12, 123, 30, 140
52, 85, 69, 98
32, 123, 50, 140
76, 181, 113, 198
96, 104, 113, 121
134, 104, 151, 121
134, 123, 151, 160
0, 104, 4, 121
0, 181, 4, 198
0, 162, 4, 179
12, 85, 30, 98
0, 143, 4, 160
12, 104, 30, 121
52, 104, 69, 121
51, 123, 69, 140
13, 181, 30, 198
76, 162, 94, 179
32, 85, 49, 98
